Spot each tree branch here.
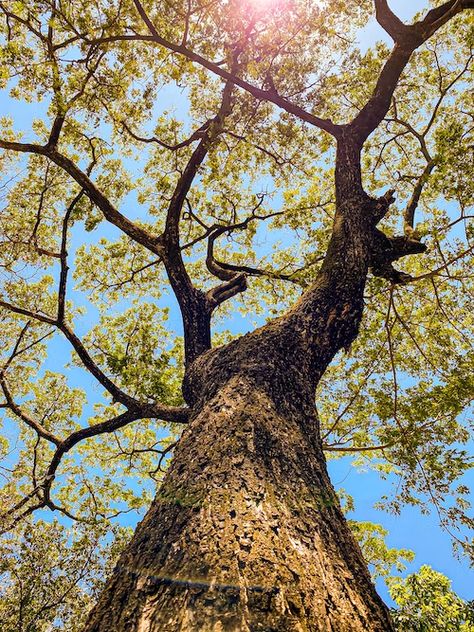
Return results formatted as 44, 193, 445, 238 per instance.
0, 140, 162, 255
322, 442, 395, 452
121, 118, 212, 151
156, 56, 241, 363
403, 160, 436, 232
370, 230, 427, 283
0, 374, 60, 445
204, 204, 292, 306
0, 297, 188, 420
58, 191, 83, 322
353, 0, 473, 142
0, 298, 57, 326
0, 399, 189, 533
374, 0, 412, 42
0, 325, 61, 446
90, 0, 341, 137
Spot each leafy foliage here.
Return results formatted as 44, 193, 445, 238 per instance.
0, 519, 130, 632
390, 565, 474, 631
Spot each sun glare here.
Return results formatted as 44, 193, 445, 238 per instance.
246, 0, 276, 10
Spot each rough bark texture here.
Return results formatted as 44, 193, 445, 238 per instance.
84, 377, 392, 632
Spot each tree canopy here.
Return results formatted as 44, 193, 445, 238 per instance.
390, 565, 474, 631
0, 0, 473, 628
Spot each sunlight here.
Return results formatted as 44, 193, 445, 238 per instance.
242, 0, 295, 19
245, 0, 324, 12
245, 0, 279, 11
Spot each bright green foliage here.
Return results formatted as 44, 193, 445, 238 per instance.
0, 519, 130, 632
337, 491, 415, 579
349, 521, 415, 579
390, 565, 474, 631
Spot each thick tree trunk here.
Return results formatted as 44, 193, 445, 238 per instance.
84, 372, 392, 631
84, 293, 394, 630
84, 138, 396, 630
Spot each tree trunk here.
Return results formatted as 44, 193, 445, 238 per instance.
84, 377, 392, 631
84, 138, 396, 630
84, 340, 393, 631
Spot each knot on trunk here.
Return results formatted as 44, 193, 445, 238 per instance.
370, 229, 427, 284
372, 189, 396, 222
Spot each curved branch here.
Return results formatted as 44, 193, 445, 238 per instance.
353, 1, 473, 142
0, 140, 162, 255
374, 0, 412, 42
0, 401, 189, 534
204, 202, 286, 307
122, 119, 212, 151
0, 373, 60, 445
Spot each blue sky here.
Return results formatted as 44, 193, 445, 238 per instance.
1, 0, 472, 608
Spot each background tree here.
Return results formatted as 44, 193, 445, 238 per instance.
0, 520, 129, 632
390, 565, 474, 631
0, 0, 473, 630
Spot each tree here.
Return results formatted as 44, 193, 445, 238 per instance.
0, 0, 473, 630
0, 519, 130, 632
390, 565, 474, 631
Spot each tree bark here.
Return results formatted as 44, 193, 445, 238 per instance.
84, 377, 392, 632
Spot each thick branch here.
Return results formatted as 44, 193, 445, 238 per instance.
374, 0, 413, 42
419, 0, 474, 38
157, 61, 240, 363
370, 231, 427, 283
353, 1, 473, 142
